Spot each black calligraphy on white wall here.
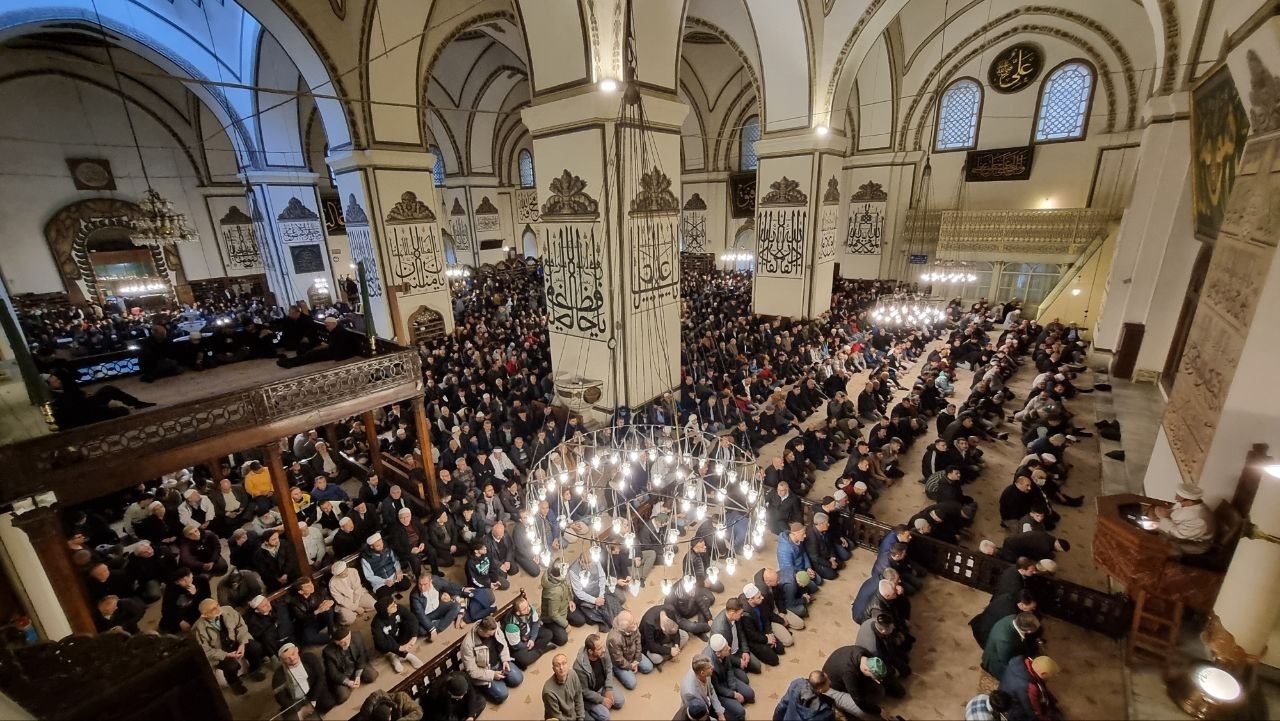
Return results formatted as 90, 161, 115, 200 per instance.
342, 194, 383, 298
681, 193, 708, 252
217, 204, 263, 271
628, 168, 680, 310
515, 187, 540, 224
276, 196, 324, 247
756, 176, 808, 277
474, 196, 501, 233
818, 178, 839, 262
448, 197, 472, 250
846, 180, 887, 255
383, 191, 445, 295
544, 224, 607, 338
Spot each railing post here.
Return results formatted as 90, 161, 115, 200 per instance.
265, 441, 312, 579
411, 395, 439, 507
362, 410, 387, 479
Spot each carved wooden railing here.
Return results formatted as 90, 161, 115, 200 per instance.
904, 208, 1116, 259
816, 504, 1133, 639
0, 349, 421, 503
373, 592, 525, 712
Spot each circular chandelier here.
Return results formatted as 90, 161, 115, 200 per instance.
720, 251, 754, 263
525, 424, 764, 597
131, 189, 199, 247
870, 294, 948, 327
445, 265, 472, 279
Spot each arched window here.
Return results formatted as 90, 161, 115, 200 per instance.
518, 149, 535, 188
430, 145, 445, 186
935, 78, 982, 151
740, 115, 760, 171
1033, 61, 1094, 143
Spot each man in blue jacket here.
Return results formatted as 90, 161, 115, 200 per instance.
772, 671, 835, 721
776, 522, 819, 617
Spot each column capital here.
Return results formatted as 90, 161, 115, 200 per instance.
1142, 92, 1190, 123
521, 88, 687, 136
755, 130, 846, 158
325, 147, 438, 174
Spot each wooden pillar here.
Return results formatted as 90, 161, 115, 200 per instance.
264, 442, 312, 579
12, 506, 95, 635
322, 423, 340, 449
362, 410, 386, 478
411, 396, 439, 507
206, 458, 225, 482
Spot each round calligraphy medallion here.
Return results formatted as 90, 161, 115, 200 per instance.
987, 43, 1042, 94
73, 160, 111, 188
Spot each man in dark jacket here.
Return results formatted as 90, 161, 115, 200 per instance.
246, 594, 296, 657
639, 604, 688, 668
804, 513, 842, 580
970, 589, 1038, 648
370, 593, 424, 674
765, 482, 804, 535
426, 671, 486, 721
277, 316, 363, 368
322, 625, 379, 705
820, 645, 893, 718
272, 643, 336, 715
773, 671, 834, 721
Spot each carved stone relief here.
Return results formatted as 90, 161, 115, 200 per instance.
542, 170, 600, 218
449, 197, 472, 250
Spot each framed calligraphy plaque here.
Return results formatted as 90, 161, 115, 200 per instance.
289, 244, 326, 274
728, 172, 757, 218
988, 43, 1042, 94
964, 146, 1035, 182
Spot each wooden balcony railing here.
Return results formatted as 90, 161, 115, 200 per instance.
0, 348, 422, 505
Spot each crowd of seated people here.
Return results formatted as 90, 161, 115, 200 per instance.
64, 265, 1101, 720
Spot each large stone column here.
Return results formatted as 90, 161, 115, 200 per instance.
1093, 96, 1199, 372
241, 172, 334, 308
328, 149, 455, 342
1206, 467, 1280, 668
750, 135, 847, 318
521, 90, 687, 414
10, 506, 94, 636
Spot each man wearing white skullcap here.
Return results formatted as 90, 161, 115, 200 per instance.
738, 582, 791, 665
328, 558, 376, 624
1154, 482, 1215, 548
701, 633, 755, 720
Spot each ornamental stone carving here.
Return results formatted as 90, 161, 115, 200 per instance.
542, 169, 600, 218
1247, 50, 1280, 135
385, 191, 436, 224
343, 193, 369, 226
760, 177, 809, 206
630, 167, 680, 214
277, 197, 319, 221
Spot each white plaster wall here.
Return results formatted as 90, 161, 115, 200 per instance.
0, 75, 228, 295
752, 153, 814, 317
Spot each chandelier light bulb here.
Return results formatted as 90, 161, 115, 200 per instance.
611, 517, 623, 535
716, 487, 727, 502
621, 463, 632, 476
743, 545, 754, 560
747, 489, 759, 504
589, 544, 602, 563
591, 454, 601, 469
591, 516, 603, 532
681, 574, 695, 593
714, 522, 726, 539
559, 471, 569, 484
599, 78, 619, 93
540, 549, 552, 566
664, 548, 676, 567
707, 564, 720, 583
696, 504, 707, 520
660, 578, 673, 595
684, 484, 697, 500
628, 579, 640, 597
587, 492, 598, 507
623, 532, 635, 548
578, 569, 592, 587
680, 498, 691, 512
667, 529, 679, 545
725, 557, 737, 576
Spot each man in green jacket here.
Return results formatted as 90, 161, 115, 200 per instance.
543, 652, 587, 721
542, 563, 575, 646
980, 612, 1041, 678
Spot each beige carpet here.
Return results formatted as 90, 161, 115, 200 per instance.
225, 340, 1125, 720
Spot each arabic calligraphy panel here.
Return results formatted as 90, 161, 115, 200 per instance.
988, 42, 1042, 94
755, 207, 807, 277
543, 223, 607, 339
628, 214, 680, 310
1191, 66, 1250, 241
681, 211, 707, 252
385, 224, 445, 295
515, 188, 541, 224
346, 225, 385, 298
729, 172, 757, 219
288, 244, 326, 274
818, 205, 838, 262
964, 146, 1035, 182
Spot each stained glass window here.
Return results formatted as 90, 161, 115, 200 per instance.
1034, 62, 1093, 142
430, 145, 445, 186
518, 149, 534, 187
935, 79, 981, 151
740, 115, 760, 171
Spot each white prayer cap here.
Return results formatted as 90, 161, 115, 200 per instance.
277, 643, 298, 658
1176, 483, 1203, 500
742, 584, 761, 599
1040, 453, 1057, 463
709, 634, 728, 651
912, 518, 930, 532
331, 560, 347, 575
833, 489, 848, 501
398, 507, 412, 517
249, 595, 267, 608
367, 532, 383, 545
853, 482, 868, 492
1036, 559, 1058, 574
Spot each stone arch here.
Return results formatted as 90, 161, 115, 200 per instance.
408, 304, 447, 345
43, 198, 181, 304
899, 25, 1127, 152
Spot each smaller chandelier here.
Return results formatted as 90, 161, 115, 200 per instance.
720, 251, 754, 263
870, 294, 947, 327
445, 265, 472, 279
919, 260, 976, 284
131, 189, 198, 247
